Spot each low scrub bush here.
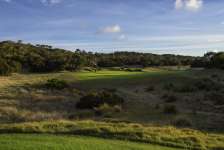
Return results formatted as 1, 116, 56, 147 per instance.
163, 83, 175, 91
163, 104, 178, 114
145, 85, 155, 92
124, 68, 143, 72
205, 92, 224, 105
173, 117, 193, 127
194, 78, 223, 91
76, 91, 124, 109
163, 94, 178, 103
45, 79, 68, 90
177, 84, 197, 93
94, 104, 122, 116
0, 107, 25, 122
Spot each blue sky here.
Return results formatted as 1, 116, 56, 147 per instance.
0, 0, 224, 56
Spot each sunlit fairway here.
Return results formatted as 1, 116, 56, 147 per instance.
0, 134, 179, 150
75, 68, 168, 81
0, 68, 174, 90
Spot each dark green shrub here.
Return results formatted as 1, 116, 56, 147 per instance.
155, 104, 160, 109
83, 67, 94, 72
205, 92, 224, 105
177, 85, 197, 93
163, 104, 178, 114
211, 74, 218, 78
45, 78, 68, 90
76, 91, 124, 109
0, 59, 13, 76
163, 83, 175, 91
173, 117, 192, 127
164, 94, 178, 103
145, 85, 155, 92
125, 68, 143, 72
194, 78, 223, 91
94, 104, 122, 116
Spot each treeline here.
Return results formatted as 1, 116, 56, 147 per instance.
96, 52, 195, 67
0, 41, 88, 75
192, 52, 224, 69
0, 40, 223, 75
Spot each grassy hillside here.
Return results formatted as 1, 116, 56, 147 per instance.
0, 68, 223, 130
0, 68, 224, 149
0, 120, 223, 150
0, 134, 178, 150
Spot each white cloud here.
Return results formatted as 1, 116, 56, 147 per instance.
175, 0, 183, 9
1, 0, 11, 3
1, 0, 63, 4
186, 0, 203, 11
99, 25, 121, 33
175, 0, 203, 11
118, 34, 126, 40
40, 0, 62, 5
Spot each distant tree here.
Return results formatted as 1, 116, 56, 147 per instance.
0, 58, 12, 75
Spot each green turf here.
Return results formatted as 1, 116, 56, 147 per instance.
0, 68, 182, 91
75, 68, 170, 81
0, 134, 179, 150
1, 120, 223, 150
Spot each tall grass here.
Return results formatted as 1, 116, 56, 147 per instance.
0, 120, 223, 150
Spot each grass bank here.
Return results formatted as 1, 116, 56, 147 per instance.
0, 134, 178, 150
0, 120, 223, 150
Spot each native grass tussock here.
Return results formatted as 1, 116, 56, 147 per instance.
0, 120, 223, 150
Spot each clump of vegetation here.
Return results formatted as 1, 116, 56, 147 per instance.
163, 94, 178, 103
177, 84, 197, 93
45, 79, 68, 90
163, 104, 178, 114
72, 110, 95, 119
94, 104, 122, 116
194, 78, 223, 91
173, 116, 193, 127
124, 68, 143, 72
155, 104, 160, 110
0, 107, 25, 123
0, 120, 222, 150
0, 59, 13, 76
205, 92, 224, 105
163, 83, 175, 91
76, 91, 124, 109
145, 85, 155, 92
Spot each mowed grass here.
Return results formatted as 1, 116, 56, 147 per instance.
0, 68, 173, 91
0, 134, 177, 150
0, 68, 222, 90
75, 68, 166, 80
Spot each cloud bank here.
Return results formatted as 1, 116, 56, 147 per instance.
99, 25, 121, 34
175, 0, 203, 11
1, 0, 11, 3
1, 0, 63, 5
40, 0, 62, 5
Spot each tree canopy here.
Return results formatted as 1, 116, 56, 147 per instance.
0, 40, 223, 75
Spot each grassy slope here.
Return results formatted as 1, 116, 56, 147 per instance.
0, 134, 177, 150
0, 68, 170, 90
0, 68, 224, 149
0, 120, 223, 150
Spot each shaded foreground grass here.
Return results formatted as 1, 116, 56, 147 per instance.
0, 120, 223, 150
0, 134, 178, 150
